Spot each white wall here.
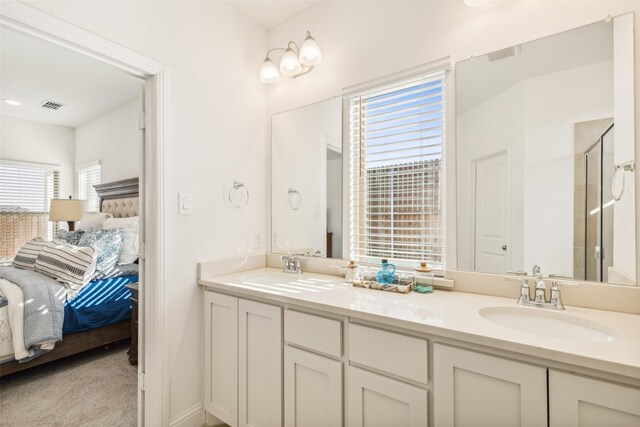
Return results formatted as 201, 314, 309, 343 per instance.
0, 115, 75, 199
265, 0, 640, 275
75, 97, 139, 184
24, 0, 268, 422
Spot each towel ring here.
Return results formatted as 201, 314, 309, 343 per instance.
288, 188, 301, 210
612, 160, 635, 202
228, 181, 249, 208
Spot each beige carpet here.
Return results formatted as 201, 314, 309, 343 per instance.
0, 341, 137, 427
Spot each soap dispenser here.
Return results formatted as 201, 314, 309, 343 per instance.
375, 259, 396, 284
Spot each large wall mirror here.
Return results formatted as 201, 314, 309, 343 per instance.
456, 14, 636, 285
272, 98, 343, 258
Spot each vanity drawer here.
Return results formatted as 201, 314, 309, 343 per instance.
349, 323, 428, 384
285, 310, 342, 357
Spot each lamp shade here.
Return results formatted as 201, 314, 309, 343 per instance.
280, 48, 302, 76
260, 58, 280, 84
300, 34, 322, 66
49, 198, 86, 221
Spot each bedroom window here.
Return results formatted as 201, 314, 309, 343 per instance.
349, 71, 446, 270
0, 161, 60, 257
77, 161, 102, 212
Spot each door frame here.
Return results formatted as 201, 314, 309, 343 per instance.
471, 151, 510, 271
0, 2, 168, 426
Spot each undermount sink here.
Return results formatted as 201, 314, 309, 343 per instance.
479, 306, 620, 342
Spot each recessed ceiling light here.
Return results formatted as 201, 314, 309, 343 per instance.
3, 99, 22, 106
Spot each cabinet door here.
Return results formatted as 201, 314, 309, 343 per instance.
433, 344, 547, 427
347, 366, 427, 427
203, 292, 238, 427
239, 299, 283, 427
549, 370, 640, 427
284, 346, 343, 427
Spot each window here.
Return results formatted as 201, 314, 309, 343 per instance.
0, 161, 60, 257
77, 162, 102, 212
349, 72, 446, 270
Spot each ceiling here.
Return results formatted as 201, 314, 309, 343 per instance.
457, 20, 613, 114
0, 27, 141, 128
229, 0, 320, 29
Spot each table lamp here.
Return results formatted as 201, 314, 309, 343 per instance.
49, 197, 86, 231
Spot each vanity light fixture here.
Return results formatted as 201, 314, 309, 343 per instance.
260, 31, 322, 84
3, 99, 22, 106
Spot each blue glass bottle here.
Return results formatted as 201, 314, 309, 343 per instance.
376, 259, 396, 284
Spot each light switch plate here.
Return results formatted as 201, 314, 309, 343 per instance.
178, 193, 193, 214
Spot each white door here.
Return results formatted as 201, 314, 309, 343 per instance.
549, 370, 640, 427
239, 299, 283, 427
203, 292, 238, 427
474, 153, 509, 272
284, 346, 342, 427
347, 366, 427, 427
434, 344, 547, 427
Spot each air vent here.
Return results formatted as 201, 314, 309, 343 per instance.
487, 45, 521, 63
40, 100, 64, 110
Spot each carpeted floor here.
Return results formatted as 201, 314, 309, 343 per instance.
0, 341, 137, 427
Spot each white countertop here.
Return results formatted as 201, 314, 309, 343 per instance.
199, 268, 640, 380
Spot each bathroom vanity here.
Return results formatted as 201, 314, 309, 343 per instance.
199, 268, 640, 427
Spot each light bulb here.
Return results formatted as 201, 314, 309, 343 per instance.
299, 33, 322, 66
259, 58, 280, 84
280, 48, 302, 77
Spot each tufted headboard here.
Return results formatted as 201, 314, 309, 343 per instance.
93, 177, 139, 218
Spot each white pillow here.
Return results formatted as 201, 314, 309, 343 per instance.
103, 216, 139, 265
78, 212, 113, 231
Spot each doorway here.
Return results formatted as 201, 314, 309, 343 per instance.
474, 152, 509, 272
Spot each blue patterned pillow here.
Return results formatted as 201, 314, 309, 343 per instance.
56, 229, 85, 246
78, 228, 124, 276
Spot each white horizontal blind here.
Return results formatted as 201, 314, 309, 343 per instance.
350, 72, 446, 270
77, 163, 102, 212
0, 162, 59, 253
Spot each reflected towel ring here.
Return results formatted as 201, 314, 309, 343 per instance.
288, 188, 301, 210
612, 160, 635, 202
229, 181, 249, 208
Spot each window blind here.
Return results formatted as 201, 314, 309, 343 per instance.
0, 162, 59, 255
77, 163, 102, 212
349, 72, 446, 270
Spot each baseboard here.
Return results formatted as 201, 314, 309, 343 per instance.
169, 403, 204, 427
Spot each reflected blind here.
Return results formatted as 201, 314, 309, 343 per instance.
77, 163, 101, 212
350, 72, 446, 269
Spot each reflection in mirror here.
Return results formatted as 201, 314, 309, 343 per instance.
272, 98, 343, 258
456, 15, 636, 285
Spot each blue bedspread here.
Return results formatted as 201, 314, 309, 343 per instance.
63, 275, 138, 334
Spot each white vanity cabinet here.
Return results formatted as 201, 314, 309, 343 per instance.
433, 344, 548, 427
203, 292, 238, 427
203, 291, 282, 427
549, 370, 640, 426
347, 324, 429, 427
283, 310, 344, 427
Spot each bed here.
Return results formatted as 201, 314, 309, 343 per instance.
0, 178, 139, 376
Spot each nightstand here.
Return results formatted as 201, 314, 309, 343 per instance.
125, 282, 139, 365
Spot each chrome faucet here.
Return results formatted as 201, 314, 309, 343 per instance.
280, 255, 303, 274
505, 265, 579, 310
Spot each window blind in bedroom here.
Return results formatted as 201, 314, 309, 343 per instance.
77, 162, 102, 212
0, 161, 60, 256
349, 71, 446, 271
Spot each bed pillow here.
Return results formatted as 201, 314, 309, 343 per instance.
103, 216, 139, 265
12, 238, 52, 271
56, 229, 85, 246
78, 212, 113, 231
78, 228, 124, 276
34, 240, 97, 290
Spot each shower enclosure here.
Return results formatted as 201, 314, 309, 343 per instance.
583, 124, 614, 282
